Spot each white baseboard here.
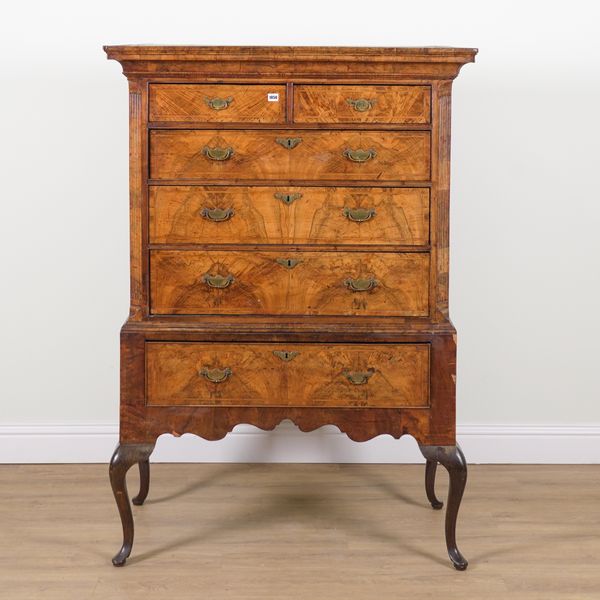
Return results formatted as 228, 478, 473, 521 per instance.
1, 422, 599, 464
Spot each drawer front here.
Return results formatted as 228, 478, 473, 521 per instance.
149, 130, 430, 181
294, 85, 431, 124
146, 342, 430, 408
149, 84, 286, 123
150, 250, 429, 316
149, 186, 430, 246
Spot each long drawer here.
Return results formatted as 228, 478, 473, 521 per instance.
149, 130, 430, 181
150, 250, 429, 316
149, 186, 430, 246
146, 342, 430, 408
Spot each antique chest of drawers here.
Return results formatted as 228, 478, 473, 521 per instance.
104, 45, 477, 569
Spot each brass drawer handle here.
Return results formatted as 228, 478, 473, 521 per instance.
346, 98, 376, 112
202, 273, 234, 289
273, 350, 299, 362
274, 192, 303, 205
200, 207, 234, 222
276, 137, 302, 149
343, 369, 375, 385
343, 207, 376, 222
343, 148, 377, 163
200, 367, 232, 383
202, 146, 234, 161
204, 96, 233, 111
345, 277, 378, 292
275, 258, 301, 269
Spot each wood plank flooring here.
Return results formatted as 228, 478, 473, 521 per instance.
1, 464, 598, 599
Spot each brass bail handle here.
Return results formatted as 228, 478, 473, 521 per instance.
346, 98, 376, 112
343, 148, 377, 163
202, 146, 234, 161
343, 369, 375, 385
202, 273, 235, 289
200, 367, 232, 383
343, 207, 376, 223
344, 277, 378, 292
204, 96, 233, 111
200, 207, 234, 222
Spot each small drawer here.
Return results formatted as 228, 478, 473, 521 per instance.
150, 250, 429, 316
149, 130, 430, 181
149, 84, 286, 123
294, 85, 431, 124
149, 186, 430, 246
146, 342, 430, 408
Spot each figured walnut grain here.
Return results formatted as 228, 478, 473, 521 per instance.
294, 85, 430, 124
149, 130, 430, 182
149, 186, 429, 246
150, 250, 430, 317
146, 342, 429, 409
149, 84, 286, 123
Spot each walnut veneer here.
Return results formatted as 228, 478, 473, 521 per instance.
104, 45, 477, 569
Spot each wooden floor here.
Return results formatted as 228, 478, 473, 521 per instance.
1, 463, 599, 599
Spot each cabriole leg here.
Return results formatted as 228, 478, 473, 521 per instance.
109, 443, 155, 566
424, 458, 444, 509
419, 444, 468, 570
132, 459, 150, 506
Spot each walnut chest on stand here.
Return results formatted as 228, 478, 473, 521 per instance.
104, 45, 477, 569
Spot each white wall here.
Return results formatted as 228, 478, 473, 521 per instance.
1, 0, 599, 461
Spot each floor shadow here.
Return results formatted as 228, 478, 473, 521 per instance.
343, 464, 427, 509
145, 463, 252, 504
131, 482, 448, 568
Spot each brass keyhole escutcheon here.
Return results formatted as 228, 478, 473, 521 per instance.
274, 192, 303, 205
273, 350, 299, 362
275, 137, 302, 150
275, 258, 301, 269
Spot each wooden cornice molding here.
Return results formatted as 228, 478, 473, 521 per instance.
103, 45, 478, 81
103, 45, 478, 62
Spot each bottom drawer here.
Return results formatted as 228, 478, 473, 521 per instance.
146, 342, 430, 408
